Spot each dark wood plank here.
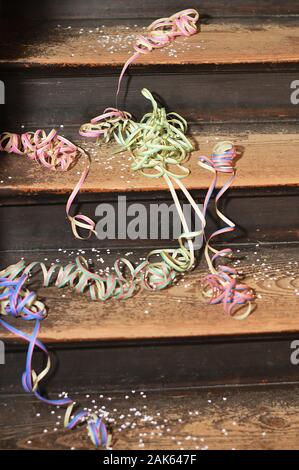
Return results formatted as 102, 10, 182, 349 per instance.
0, 244, 298, 343
3, 333, 299, 392
0, 190, 297, 256
1, 0, 299, 20
1, 191, 298, 251
2, 385, 299, 450
1, 67, 299, 127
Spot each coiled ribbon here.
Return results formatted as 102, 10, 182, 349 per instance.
198, 142, 255, 319
0, 271, 109, 447
0, 130, 77, 171
117, 9, 199, 97
0, 130, 96, 240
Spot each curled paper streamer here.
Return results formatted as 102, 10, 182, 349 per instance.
0, 272, 109, 448
79, 108, 132, 141
0, 130, 96, 240
0, 129, 78, 171
198, 142, 255, 319
0, 256, 176, 302
117, 9, 199, 97
81, 88, 194, 179
64, 404, 109, 447
66, 164, 96, 240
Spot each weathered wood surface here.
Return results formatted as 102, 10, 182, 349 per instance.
0, 133, 298, 196
1, 22, 299, 66
1, 385, 299, 450
0, 244, 298, 343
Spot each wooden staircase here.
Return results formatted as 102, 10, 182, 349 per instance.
0, 0, 299, 450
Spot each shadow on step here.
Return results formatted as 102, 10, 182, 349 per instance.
2, 334, 299, 395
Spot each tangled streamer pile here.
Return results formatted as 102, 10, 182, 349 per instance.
0, 7, 256, 449
0, 129, 96, 240
80, 88, 193, 178
0, 129, 79, 171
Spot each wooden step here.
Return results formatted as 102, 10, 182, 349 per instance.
0, 131, 298, 196
2, 21, 299, 67
2, 243, 299, 391
2, 244, 298, 344
1, 384, 299, 450
1, 20, 299, 126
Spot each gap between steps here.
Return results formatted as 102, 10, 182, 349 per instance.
0, 241, 298, 256
2, 380, 299, 398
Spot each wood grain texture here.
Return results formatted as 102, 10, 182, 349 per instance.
2, 385, 299, 450
1, 22, 299, 67
0, 244, 298, 343
0, 132, 298, 196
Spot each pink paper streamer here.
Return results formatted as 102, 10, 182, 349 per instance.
117, 9, 199, 97
199, 143, 255, 318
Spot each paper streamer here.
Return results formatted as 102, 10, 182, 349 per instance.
0, 272, 109, 447
0, 130, 96, 240
0, 130, 77, 171
81, 88, 193, 178
198, 142, 255, 319
117, 9, 199, 97
0, 256, 177, 301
